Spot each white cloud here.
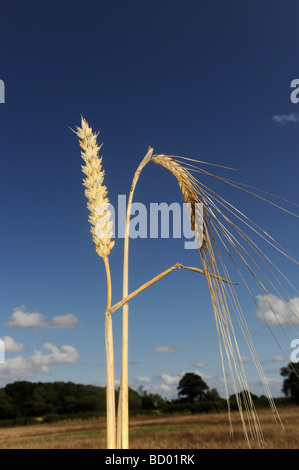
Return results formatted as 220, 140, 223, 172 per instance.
48, 314, 78, 329
0, 343, 80, 383
31, 343, 79, 366
228, 355, 253, 364
137, 370, 219, 399
154, 370, 214, 397
153, 384, 173, 393
137, 376, 152, 383
6, 308, 44, 328
160, 373, 181, 385
272, 113, 299, 125
1, 336, 26, 353
194, 362, 206, 368
6, 306, 78, 330
157, 372, 185, 394
160, 370, 213, 387
256, 294, 299, 326
261, 376, 282, 387
154, 345, 178, 354
262, 355, 285, 364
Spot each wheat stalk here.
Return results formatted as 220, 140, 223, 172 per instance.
74, 117, 116, 449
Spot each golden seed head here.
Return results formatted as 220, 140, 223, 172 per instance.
75, 117, 114, 258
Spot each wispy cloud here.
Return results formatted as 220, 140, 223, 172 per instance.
256, 294, 299, 326
1, 336, 26, 353
0, 343, 80, 383
6, 306, 78, 331
154, 345, 178, 353
272, 113, 299, 125
194, 362, 206, 368
151, 372, 183, 394
152, 370, 215, 397
160, 373, 181, 385
137, 376, 152, 383
249, 330, 267, 338
135, 369, 221, 399
262, 355, 286, 364
152, 383, 173, 393
236, 355, 253, 364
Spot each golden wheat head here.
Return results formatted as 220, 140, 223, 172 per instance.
75, 117, 115, 258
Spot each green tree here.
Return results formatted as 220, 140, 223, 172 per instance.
177, 373, 209, 403
25, 393, 52, 417
0, 389, 17, 419
137, 386, 165, 409
281, 362, 299, 402
205, 388, 220, 401
129, 387, 141, 411
4, 381, 35, 416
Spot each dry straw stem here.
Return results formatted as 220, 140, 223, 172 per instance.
120, 147, 154, 449
74, 118, 116, 449
109, 263, 238, 316
103, 256, 116, 449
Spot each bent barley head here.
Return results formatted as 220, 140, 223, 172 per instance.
75, 117, 114, 258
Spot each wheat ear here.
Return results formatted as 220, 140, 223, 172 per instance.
74, 117, 116, 449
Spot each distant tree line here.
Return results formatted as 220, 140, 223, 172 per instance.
0, 363, 297, 426
0, 381, 106, 422
0, 381, 165, 425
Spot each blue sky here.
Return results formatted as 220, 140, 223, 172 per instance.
0, 0, 298, 400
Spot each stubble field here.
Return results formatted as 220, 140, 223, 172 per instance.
0, 407, 299, 449
0, 407, 298, 449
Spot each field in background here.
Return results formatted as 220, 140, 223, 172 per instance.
0, 407, 298, 449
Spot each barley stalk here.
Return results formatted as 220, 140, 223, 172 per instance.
118, 151, 265, 447
119, 147, 153, 449
151, 153, 277, 446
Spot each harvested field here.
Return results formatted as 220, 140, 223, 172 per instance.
0, 407, 298, 449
